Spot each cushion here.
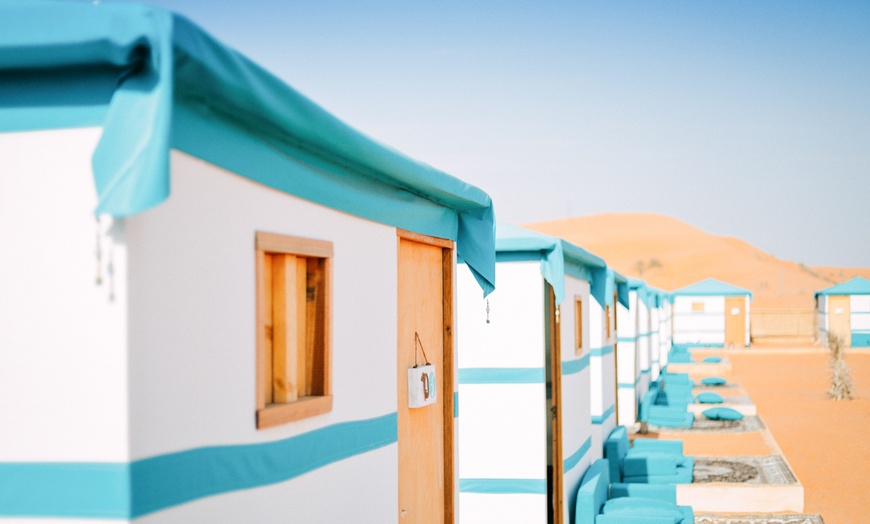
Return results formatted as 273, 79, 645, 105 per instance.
703, 407, 744, 420
622, 454, 678, 476
701, 376, 727, 386
602, 497, 684, 521
702, 356, 722, 363
696, 392, 724, 404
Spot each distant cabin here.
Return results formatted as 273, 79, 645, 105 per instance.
671, 278, 752, 349
456, 224, 609, 524
589, 268, 630, 455
815, 277, 870, 348
615, 279, 672, 426
0, 3, 496, 522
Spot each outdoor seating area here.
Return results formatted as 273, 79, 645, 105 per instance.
633, 346, 806, 516
576, 459, 694, 524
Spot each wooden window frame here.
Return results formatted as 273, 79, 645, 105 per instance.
605, 304, 612, 340
574, 296, 584, 356
255, 231, 333, 429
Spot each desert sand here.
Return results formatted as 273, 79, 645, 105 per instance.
526, 213, 868, 310
723, 348, 870, 524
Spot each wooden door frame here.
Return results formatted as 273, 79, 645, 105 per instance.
612, 291, 620, 426
546, 285, 564, 524
724, 296, 746, 348
396, 229, 455, 523
829, 295, 851, 348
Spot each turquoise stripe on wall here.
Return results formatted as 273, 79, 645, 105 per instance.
590, 345, 614, 357
454, 392, 459, 418
852, 333, 870, 347
459, 478, 547, 494
563, 437, 592, 473
562, 354, 590, 375
591, 404, 615, 425
459, 368, 545, 384
0, 462, 131, 518
0, 413, 398, 519
617, 337, 636, 343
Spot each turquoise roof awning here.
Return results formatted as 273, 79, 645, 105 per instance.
627, 277, 654, 309
493, 223, 608, 306
613, 270, 631, 309
0, 1, 496, 295
672, 278, 752, 299
815, 277, 870, 298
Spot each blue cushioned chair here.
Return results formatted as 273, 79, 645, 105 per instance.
604, 426, 694, 486
639, 387, 695, 429
576, 459, 694, 524
662, 372, 694, 388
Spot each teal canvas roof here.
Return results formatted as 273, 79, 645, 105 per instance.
815, 277, 870, 297
492, 223, 610, 307
672, 278, 752, 299
612, 270, 631, 309
626, 277, 662, 309
0, 1, 495, 295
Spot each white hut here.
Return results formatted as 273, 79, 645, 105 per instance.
456, 224, 607, 523
816, 277, 870, 348
647, 287, 673, 371
615, 278, 656, 426
671, 278, 752, 349
588, 269, 630, 462
0, 3, 496, 522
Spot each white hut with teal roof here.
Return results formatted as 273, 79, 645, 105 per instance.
0, 3, 496, 522
671, 278, 752, 349
816, 277, 870, 348
588, 268, 630, 461
456, 223, 608, 524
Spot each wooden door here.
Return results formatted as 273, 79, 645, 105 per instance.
612, 292, 620, 426
397, 230, 454, 524
546, 287, 564, 524
828, 296, 851, 347
724, 296, 746, 348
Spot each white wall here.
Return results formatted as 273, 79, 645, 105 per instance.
587, 292, 615, 464
672, 296, 726, 346
818, 295, 829, 344
457, 265, 595, 523
851, 295, 870, 345
121, 151, 401, 522
649, 306, 661, 379
0, 128, 130, 462
616, 297, 637, 426
457, 262, 548, 523
560, 276, 593, 518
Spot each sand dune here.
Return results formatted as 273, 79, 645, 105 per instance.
525, 213, 867, 309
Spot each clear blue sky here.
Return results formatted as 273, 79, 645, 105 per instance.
117, 0, 870, 266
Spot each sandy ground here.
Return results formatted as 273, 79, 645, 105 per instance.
698, 348, 870, 524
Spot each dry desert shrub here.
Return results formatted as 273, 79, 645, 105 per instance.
828, 333, 853, 400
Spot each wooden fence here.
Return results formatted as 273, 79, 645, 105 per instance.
750, 309, 816, 344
